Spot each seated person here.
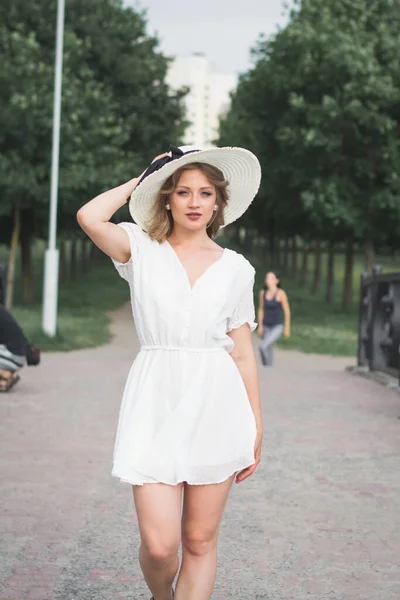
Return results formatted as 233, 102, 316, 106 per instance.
0, 304, 31, 392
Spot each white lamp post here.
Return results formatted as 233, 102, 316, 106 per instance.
42, 0, 65, 336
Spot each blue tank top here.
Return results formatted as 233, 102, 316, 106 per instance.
263, 291, 283, 327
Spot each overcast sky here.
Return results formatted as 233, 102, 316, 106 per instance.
126, 0, 293, 75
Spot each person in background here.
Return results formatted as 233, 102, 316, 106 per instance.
0, 304, 40, 392
257, 271, 291, 366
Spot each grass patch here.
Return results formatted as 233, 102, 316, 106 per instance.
274, 292, 358, 356
12, 306, 114, 352
4, 252, 129, 352
220, 237, 399, 357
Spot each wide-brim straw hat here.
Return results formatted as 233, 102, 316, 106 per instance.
129, 145, 261, 231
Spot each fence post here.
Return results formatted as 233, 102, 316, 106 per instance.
357, 272, 367, 366
368, 265, 382, 373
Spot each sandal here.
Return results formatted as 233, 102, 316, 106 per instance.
0, 374, 20, 393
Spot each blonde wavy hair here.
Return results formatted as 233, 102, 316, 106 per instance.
146, 163, 229, 243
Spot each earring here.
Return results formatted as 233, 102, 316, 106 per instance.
166, 203, 171, 210
213, 205, 218, 212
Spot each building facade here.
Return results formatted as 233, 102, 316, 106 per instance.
166, 53, 237, 148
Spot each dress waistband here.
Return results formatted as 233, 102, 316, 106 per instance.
140, 345, 225, 353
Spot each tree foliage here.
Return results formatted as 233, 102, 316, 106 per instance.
0, 0, 187, 240
219, 0, 400, 255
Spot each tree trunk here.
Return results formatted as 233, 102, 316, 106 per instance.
311, 238, 322, 295
233, 223, 241, 245
269, 227, 276, 268
88, 241, 96, 265
283, 237, 290, 275
5, 202, 21, 310
70, 238, 78, 280
20, 235, 34, 305
243, 229, 254, 253
365, 236, 374, 273
300, 243, 309, 286
81, 240, 89, 273
59, 239, 67, 283
76, 239, 84, 272
275, 239, 281, 270
342, 239, 354, 311
291, 238, 298, 280
326, 242, 335, 305
85, 240, 95, 269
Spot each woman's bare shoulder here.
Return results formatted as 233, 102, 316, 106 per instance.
224, 247, 255, 274
277, 289, 288, 300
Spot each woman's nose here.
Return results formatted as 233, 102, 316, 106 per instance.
188, 194, 201, 207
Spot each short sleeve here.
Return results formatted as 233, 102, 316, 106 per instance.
227, 264, 257, 332
111, 222, 146, 282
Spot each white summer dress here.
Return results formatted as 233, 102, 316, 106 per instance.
111, 222, 258, 486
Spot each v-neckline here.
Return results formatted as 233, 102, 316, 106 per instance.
165, 240, 227, 292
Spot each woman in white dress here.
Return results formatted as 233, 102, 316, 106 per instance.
77, 145, 263, 600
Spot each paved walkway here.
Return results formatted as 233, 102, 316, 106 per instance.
1, 304, 399, 600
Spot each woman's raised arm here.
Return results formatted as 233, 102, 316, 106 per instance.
77, 177, 139, 264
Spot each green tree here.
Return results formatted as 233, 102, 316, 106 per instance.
219, 0, 400, 309
0, 0, 187, 304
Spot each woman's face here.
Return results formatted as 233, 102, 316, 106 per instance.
169, 169, 217, 232
265, 272, 279, 289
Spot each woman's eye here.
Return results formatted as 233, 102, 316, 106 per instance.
176, 190, 212, 197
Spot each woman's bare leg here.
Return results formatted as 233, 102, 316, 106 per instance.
133, 483, 183, 600
175, 475, 235, 600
